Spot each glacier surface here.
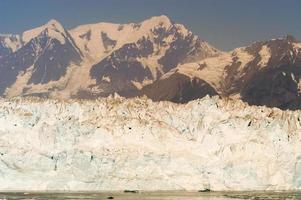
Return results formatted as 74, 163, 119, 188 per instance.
0, 96, 300, 191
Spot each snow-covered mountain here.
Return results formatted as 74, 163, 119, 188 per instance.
0, 96, 300, 190
0, 19, 83, 97
1, 16, 301, 110
145, 35, 301, 109
73, 15, 220, 98
0, 16, 220, 99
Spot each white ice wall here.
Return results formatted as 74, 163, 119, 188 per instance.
0, 96, 300, 191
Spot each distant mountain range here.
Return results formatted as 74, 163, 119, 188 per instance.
0, 15, 300, 110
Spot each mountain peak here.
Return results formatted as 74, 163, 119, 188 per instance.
284, 34, 298, 43
148, 15, 171, 23
22, 19, 67, 44
45, 19, 65, 31
268, 35, 298, 43
46, 19, 60, 25
0, 33, 12, 37
140, 15, 172, 29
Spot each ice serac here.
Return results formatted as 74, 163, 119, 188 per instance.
0, 96, 300, 191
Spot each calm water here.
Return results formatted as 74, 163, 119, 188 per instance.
0, 191, 300, 200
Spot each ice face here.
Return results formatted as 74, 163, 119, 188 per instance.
0, 96, 300, 191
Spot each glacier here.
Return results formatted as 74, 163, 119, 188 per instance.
0, 95, 300, 191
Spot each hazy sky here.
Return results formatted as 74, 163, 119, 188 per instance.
0, 0, 300, 50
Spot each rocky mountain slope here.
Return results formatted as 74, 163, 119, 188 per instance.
0, 96, 300, 190
0, 20, 83, 97
149, 35, 301, 109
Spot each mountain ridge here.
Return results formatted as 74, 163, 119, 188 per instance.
0, 16, 301, 110
153, 35, 301, 109
0, 16, 220, 100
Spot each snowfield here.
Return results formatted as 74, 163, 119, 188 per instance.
0, 95, 300, 191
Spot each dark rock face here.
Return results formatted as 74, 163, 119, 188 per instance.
0, 22, 84, 97
88, 22, 218, 97
0, 39, 36, 95
221, 36, 301, 97
79, 30, 91, 40
27, 30, 82, 85
101, 32, 116, 52
141, 73, 218, 103
89, 37, 154, 96
0, 41, 12, 59
158, 34, 195, 72
157, 26, 215, 73
0, 29, 82, 95
224, 36, 301, 110
241, 64, 301, 110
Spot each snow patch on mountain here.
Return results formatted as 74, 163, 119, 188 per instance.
258, 45, 271, 67
136, 52, 171, 81
293, 42, 301, 50
4, 66, 34, 97
0, 96, 300, 191
131, 78, 153, 90
69, 15, 173, 61
164, 53, 232, 91
0, 34, 23, 52
139, 15, 172, 36
70, 23, 119, 61
4, 61, 91, 99
232, 47, 254, 71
